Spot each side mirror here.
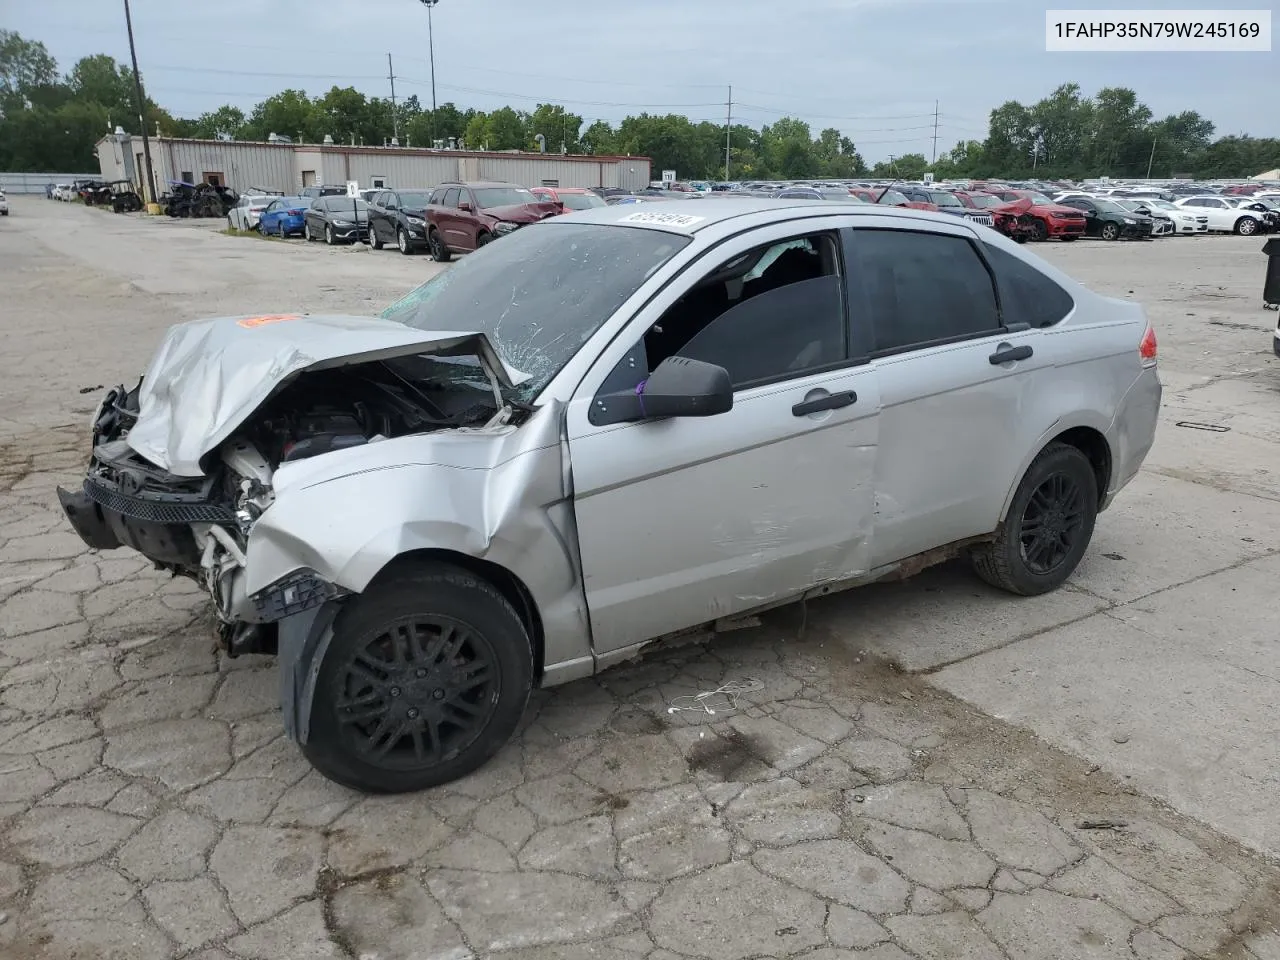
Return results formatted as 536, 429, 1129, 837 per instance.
458, 201, 473, 212
637, 356, 733, 419
385, 202, 398, 211
589, 356, 733, 426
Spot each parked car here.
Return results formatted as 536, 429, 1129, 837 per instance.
257, 196, 312, 237
1173, 196, 1265, 235
1224, 197, 1279, 233
530, 186, 610, 214
0, 189, 7, 216
423, 181, 559, 261
58, 198, 1161, 793
985, 190, 1086, 241
366, 188, 435, 254
1113, 199, 1174, 237
1056, 196, 1153, 240
302, 185, 349, 199
897, 188, 995, 229
1139, 199, 1209, 234
303, 195, 369, 244
227, 195, 277, 231
850, 187, 937, 211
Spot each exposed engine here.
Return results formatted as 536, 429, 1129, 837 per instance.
71, 355, 512, 645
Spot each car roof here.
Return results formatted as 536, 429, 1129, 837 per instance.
551, 196, 978, 235
440, 180, 518, 188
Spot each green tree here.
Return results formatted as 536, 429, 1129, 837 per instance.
463, 111, 489, 149
244, 89, 314, 142
0, 30, 58, 114
486, 106, 529, 150
66, 54, 135, 119
189, 105, 247, 140
581, 120, 616, 155
528, 103, 582, 153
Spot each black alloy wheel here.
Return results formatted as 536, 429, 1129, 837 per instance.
968, 442, 1098, 596
1031, 219, 1049, 241
303, 564, 532, 793
1018, 473, 1086, 575
333, 616, 497, 769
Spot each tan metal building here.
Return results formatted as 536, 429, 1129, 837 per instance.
96, 135, 652, 197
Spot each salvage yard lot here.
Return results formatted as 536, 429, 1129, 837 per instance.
1, 196, 1278, 959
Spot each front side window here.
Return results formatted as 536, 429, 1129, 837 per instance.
852, 229, 1000, 353
442, 187, 460, 207
636, 233, 847, 389
382, 223, 689, 400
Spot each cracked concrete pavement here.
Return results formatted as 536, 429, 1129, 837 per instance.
1, 197, 1278, 959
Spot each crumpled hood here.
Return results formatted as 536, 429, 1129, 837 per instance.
483, 202, 560, 223
124, 313, 521, 478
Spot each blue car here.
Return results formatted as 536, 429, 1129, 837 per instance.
257, 196, 312, 237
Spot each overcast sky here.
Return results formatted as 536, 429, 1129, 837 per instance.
10, 0, 1276, 161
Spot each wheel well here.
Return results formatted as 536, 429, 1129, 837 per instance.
368, 549, 546, 681
1050, 426, 1111, 504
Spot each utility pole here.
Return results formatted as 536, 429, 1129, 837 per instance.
931, 99, 939, 165
122, 0, 156, 204
387, 53, 399, 140
1146, 138, 1157, 178
418, 0, 439, 144
725, 85, 733, 181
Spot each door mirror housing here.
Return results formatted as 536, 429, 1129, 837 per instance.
458, 201, 473, 212
385, 201, 398, 211
637, 356, 733, 419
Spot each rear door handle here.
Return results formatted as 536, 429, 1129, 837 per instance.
792, 390, 857, 416
989, 344, 1033, 365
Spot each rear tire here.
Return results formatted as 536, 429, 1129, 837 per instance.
968, 442, 1098, 596
301, 563, 533, 793
304, 222, 313, 241
369, 227, 384, 250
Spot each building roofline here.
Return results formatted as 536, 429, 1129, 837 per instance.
102, 135, 650, 165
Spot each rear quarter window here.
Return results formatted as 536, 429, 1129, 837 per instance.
982, 243, 1075, 329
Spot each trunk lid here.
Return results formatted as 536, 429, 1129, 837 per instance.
125, 313, 522, 478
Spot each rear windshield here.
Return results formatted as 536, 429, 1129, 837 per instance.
877, 190, 909, 205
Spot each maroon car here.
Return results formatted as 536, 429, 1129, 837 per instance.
424, 181, 560, 261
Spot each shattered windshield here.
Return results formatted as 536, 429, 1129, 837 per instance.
380, 222, 690, 400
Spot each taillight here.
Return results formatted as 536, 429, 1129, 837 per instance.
288, 208, 302, 215
1139, 322, 1158, 366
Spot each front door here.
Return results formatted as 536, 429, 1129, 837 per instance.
565, 224, 881, 654
845, 221, 1048, 568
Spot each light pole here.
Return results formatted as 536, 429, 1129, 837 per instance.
419, 0, 439, 145
123, 0, 156, 203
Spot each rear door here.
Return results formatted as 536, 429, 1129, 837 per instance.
565, 222, 881, 654
845, 219, 1050, 568
440, 188, 463, 248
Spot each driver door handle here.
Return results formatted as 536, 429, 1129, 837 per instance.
792, 391, 857, 416
989, 344, 1033, 365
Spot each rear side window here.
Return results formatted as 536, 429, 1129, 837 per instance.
982, 244, 1075, 329
852, 229, 1000, 353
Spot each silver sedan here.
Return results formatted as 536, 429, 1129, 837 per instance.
59, 199, 1162, 792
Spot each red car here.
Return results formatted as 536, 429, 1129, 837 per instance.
530, 186, 610, 215
423, 181, 560, 260
850, 187, 938, 212
986, 189, 1086, 241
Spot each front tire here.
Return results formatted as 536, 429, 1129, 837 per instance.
397, 227, 413, 255
1235, 216, 1258, 236
302, 564, 533, 793
476, 231, 492, 247
1100, 222, 1120, 241
325, 224, 335, 245
968, 442, 1098, 596
429, 228, 451, 262
1031, 220, 1049, 242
